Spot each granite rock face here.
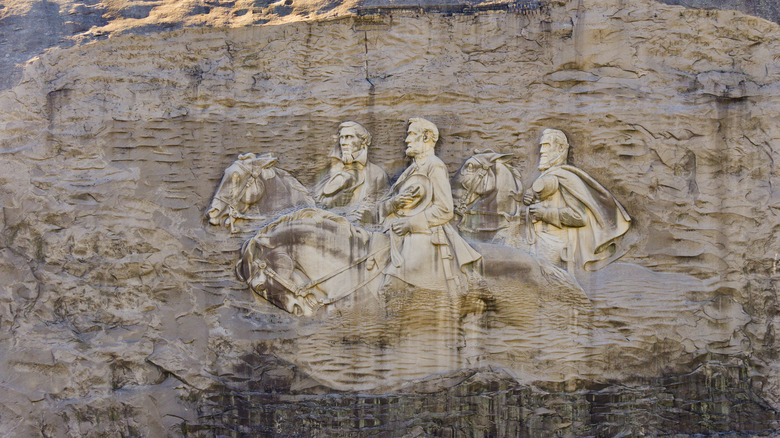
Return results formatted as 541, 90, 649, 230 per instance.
657, 0, 780, 24
1, 0, 780, 435
2, 0, 780, 90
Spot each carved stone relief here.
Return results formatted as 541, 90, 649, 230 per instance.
520, 128, 632, 272
2, 2, 778, 434
207, 152, 314, 232
224, 122, 632, 316
313, 121, 389, 224
451, 150, 524, 242
205, 119, 744, 392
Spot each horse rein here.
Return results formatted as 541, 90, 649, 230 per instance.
214, 160, 267, 230
456, 163, 491, 214
253, 242, 392, 306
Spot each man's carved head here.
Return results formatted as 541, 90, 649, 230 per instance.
539, 128, 569, 171
405, 117, 439, 157
338, 121, 371, 164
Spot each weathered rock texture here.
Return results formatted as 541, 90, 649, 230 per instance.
0, 0, 353, 90
2, 0, 779, 90
658, 0, 780, 24
1, 0, 779, 435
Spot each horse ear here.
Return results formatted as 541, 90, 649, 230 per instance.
235, 259, 247, 282
479, 152, 513, 164
256, 153, 279, 167
495, 153, 514, 163
261, 168, 276, 180
238, 152, 256, 160
236, 240, 255, 282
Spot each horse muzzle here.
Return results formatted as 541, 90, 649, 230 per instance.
249, 269, 268, 292
207, 206, 226, 225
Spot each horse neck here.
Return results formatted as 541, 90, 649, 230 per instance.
494, 164, 522, 215
269, 171, 314, 210
269, 220, 353, 279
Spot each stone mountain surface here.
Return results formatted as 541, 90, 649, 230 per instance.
1, 0, 779, 90
1, 0, 780, 435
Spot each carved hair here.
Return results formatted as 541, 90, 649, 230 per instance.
408, 117, 439, 144
338, 121, 372, 148
542, 128, 569, 152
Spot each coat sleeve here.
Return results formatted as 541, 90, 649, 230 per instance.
534, 174, 586, 228
408, 161, 454, 232
366, 165, 390, 205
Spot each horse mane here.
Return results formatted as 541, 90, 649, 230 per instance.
253, 208, 354, 237
501, 161, 523, 188
275, 167, 313, 199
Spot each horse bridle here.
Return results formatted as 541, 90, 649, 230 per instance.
213, 160, 266, 230
251, 241, 391, 307
456, 162, 492, 215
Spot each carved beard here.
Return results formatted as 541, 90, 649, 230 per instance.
341, 146, 363, 165
341, 151, 356, 164
539, 147, 567, 171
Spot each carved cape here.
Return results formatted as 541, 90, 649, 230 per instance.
536, 164, 631, 271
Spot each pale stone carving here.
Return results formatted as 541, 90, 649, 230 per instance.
236, 208, 588, 317
236, 208, 391, 316
378, 118, 482, 291
4, 0, 780, 432
451, 150, 524, 242
314, 121, 389, 223
207, 153, 315, 232
236, 119, 488, 315
522, 129, 631, 272
236, 122, 619, 317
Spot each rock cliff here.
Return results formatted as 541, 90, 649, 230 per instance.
0, 0, 779, 435
1, 0, 779, 89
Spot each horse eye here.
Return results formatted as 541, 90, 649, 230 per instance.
467, 163, 474, 171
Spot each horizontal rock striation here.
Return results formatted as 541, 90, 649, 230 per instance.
0, 0, 779, 434
1, 0, 779, 90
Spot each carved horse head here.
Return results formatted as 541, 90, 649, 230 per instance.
236, 231, 317, 316
452, 151, 524, 238
235, 209, 389, 317
206, 153, 306, 232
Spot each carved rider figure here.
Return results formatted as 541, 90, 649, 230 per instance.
523, 128, 631, 272
314, 121, 389, 223
380, 118, 482, 291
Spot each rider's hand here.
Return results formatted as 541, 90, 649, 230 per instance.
347, 205, 368, 222
528, 204, 546, 221
391, 218, 411, 236
393, 192, 414, 210
522, 189, 537, 206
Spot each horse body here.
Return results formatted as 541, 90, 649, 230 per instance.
207, 153, 315, 233
231, 152, 596, 317
237, 209, 391, 316
236, 208, 587, 317
451, 152, 524, 242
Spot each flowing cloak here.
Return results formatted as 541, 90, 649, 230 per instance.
380, 155, 482, 291
540, 165, 631, 271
